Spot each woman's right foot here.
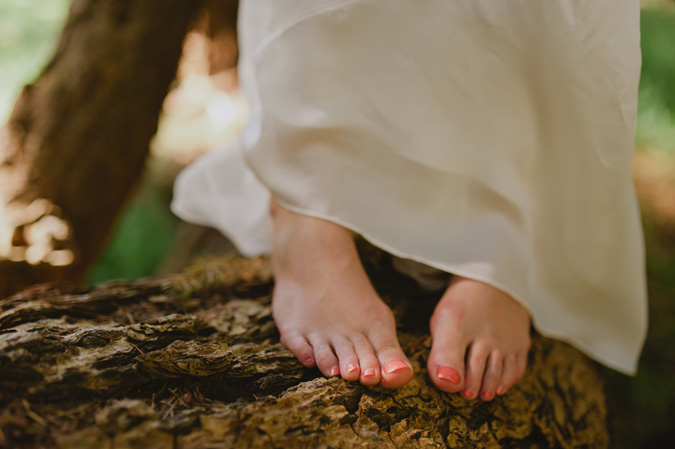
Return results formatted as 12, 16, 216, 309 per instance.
270, 200, 414, 388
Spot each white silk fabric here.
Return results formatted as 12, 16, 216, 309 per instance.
172, 0, 648, 374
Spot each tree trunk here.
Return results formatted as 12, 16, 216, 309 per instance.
0, 0, 206, 298
0, 245, 610, 448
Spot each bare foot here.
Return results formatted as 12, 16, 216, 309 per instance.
428, 276, 531, 400
270, 201, 413, 388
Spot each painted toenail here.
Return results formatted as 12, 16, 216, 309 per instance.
304, 358, 313, 365
384, 359, 409, 374
496, 386, 505, 395
346, 363, 358, 373
330, 366, 340, 376
482, 390, 494, 400
436, 366, 461, 385
463, 388, 475, 399
363, 368, 377, 377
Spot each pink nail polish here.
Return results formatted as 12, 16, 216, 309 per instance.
496, 386, 504, 395
363, 368, 377, 377
304, 357, 314, 366
463, 388, 475, 399
384, 359, 409, 375
482, 390, 494, 400
330, 366, 340, 376
345, 363, 358, 373
436, 366, 461, 385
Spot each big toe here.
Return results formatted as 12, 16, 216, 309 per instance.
379, 352, 414, 388
369, 329, 413, 388
428, 337, 466, 393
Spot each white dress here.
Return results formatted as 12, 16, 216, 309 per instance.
172, 0, 648, 375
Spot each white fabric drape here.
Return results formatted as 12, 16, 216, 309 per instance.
172, 0, 648, 374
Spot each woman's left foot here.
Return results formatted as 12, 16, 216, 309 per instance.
427, 276, 531, 400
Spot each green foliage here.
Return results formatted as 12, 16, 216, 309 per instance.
87, 184, 180, 284
637, 6, 675, 152
0, 0, 71, 122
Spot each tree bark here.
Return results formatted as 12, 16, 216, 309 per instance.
0, 0, 206, 298
0, 246, 610, 448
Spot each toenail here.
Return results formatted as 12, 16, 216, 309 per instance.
496, 386, 505, 395
346, 363, 358, 373
482, 390, 494, 400
384, 359, 409, 375
436, 366, 461, 385
463, 388, 475, 399
363, 368, 377, 377
304, 357, 313, 366
330, 366, 340, 376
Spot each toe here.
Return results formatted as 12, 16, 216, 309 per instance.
332, 337, 361, 382
497, 354, 517, 394
498, 353, 527, 395
516, 352, 528, 379
309, 337, 340, 378
462, 344, 489, 400
280, 331, 315, 368
479, 352, 503, 401
369, 328, 413, 389
377, 350, 413, 389
352, 334, 381, 386
428, 327, 466, 393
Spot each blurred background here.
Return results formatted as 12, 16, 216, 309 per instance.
0, 0, 673, 447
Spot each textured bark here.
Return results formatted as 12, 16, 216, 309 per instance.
0, 246, 610, 448
0, 0, 206, 298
